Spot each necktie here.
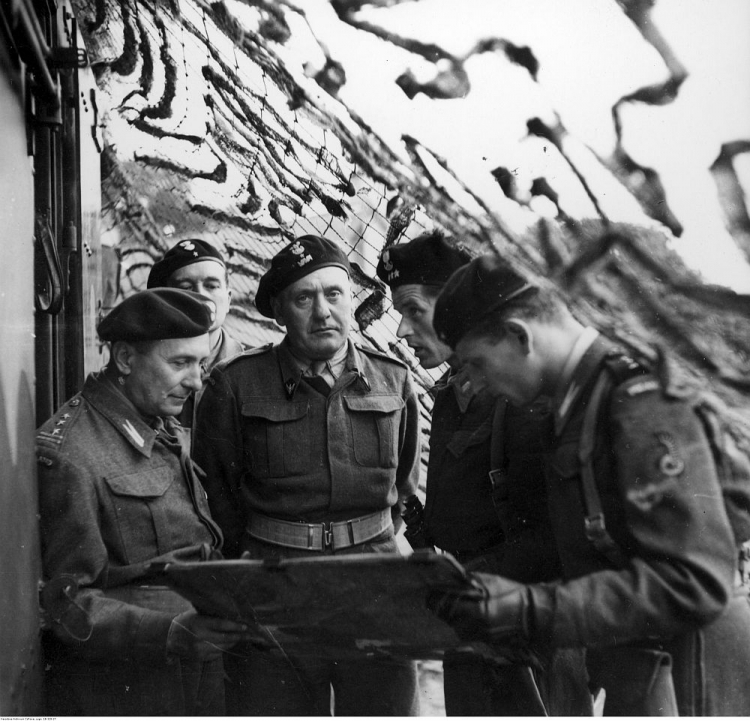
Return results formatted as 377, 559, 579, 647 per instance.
303, 361, 331, 396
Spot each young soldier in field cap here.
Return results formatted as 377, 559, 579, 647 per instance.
377, 231, 591, 716
428, 252, 750, 716
148, 238, 243, 426
37, 289, 252, 716
193, 234, 422, 716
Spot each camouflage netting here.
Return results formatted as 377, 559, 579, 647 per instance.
72, 0, 750, 444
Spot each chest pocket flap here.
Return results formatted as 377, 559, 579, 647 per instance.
446, 418, 492, 458
105, 466, 173, 497
343, 395, 404, 414
241, 400, 309, 477
241, 400, 308, 422
344, 394, 404, 468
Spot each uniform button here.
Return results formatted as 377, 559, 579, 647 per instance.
70, 399, 80, 407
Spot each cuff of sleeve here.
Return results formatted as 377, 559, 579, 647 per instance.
528, 582, 557, 647
132, 609, 177, 662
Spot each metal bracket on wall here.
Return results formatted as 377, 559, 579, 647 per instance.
34, 212, 64, 315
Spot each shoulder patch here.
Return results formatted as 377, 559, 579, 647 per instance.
355, 343, 407, 368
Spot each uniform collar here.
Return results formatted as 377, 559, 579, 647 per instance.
552, 330, 611, 436
209, 328, 244, 369
82, 372, 160, 457
433, 366, 474, 413
278, 338, 369, 399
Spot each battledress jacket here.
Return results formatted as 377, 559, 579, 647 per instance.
425, 369, 560, 583
193, 338, 421, 557
36, 372, 225, 716
539, 334, 750, 716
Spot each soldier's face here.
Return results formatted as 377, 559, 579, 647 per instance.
273, 266, 352, 361
456, 330, 542, 406
392, 284, 452, 369
168, 260, 231, 333
119, 335, 209, 418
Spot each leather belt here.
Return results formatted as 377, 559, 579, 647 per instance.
247, 509, 392, 551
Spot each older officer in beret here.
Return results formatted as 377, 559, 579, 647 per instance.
37, 289, 252, 716
148, 238, 244, 427
193, 234, 421, 716
377, 231, 591, 717
427, 253, 750, 716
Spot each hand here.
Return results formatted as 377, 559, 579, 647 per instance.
427, 572, 552, 649
167, 610, 258, 660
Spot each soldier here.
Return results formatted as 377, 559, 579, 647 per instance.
37, 289, 251, 716
193, 234, 421, 716
376, 232, 591, 716
428, 252, 750, 715
148, 238, 243, 427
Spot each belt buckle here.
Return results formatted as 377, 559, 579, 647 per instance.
323, 522, 334, 550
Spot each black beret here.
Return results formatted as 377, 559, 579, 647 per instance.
376, 232, 472, 288
98, 288, 216, 342
433, 254, 535, 349
255, 235, 351, 317
147, 239, 225, 289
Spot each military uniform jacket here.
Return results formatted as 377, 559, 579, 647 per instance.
427, 371, 561, 581
425, 370, 504, 554
37, 372, 224, 715
193, 338, 421, 556
541, 334, 750, 715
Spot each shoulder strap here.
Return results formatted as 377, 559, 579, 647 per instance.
578, 370, 627, 567
577, 355, 648, 568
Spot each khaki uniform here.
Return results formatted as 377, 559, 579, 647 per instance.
193, 338, 421, 715
37, 372, 225, 716
544, 334, 750, 715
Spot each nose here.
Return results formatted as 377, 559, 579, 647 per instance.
184, 362, 203, 392
396, 316, 411, 339
312, 295, 331, 320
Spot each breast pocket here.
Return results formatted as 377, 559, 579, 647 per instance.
241, 400, 310, 477
104, 467, 174, 562
344, 394, 404, 468
446, 419, 492, 459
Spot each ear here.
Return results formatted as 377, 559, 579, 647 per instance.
110, 341, 137, 376
505, 318, 534, 355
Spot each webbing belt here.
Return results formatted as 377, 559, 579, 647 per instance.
247, 509, 391, 551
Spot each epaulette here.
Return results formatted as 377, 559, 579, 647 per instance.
214, 342, 274, 371
36, 394, 85, 459
355, 343, 407, 368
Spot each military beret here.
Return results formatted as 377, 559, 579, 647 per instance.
433, 253, 535, 349
376, 232, 472, 288
255, 235, 352, 318
98, 288, 216, 342
147, 239, 225, 289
